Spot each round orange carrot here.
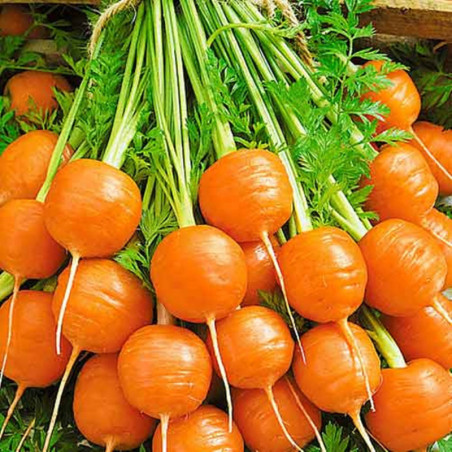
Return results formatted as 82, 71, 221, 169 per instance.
383, 299, 452, 369
0, 130, 73, 207
118, 325, 212, 452
150, 225, 247, 323
359, 219, 447, 317
5, 71, 71, 117
361, 60, 421, 133
0, 5, 47, 38
199, 149, 293, 243
278, 226, 367, 323
151, 224, 247, 427
74, 353, 155, 452
293, 322, 381, 451
420, 208, 452, 288
52, 259, 153, 354
412, 121, 452, 195
233, 377, 322, 452
365, 359, 452, 451
44, 159, 142, 259
362, 143, 438, 223
0, 291, 71, 437
0, 200, 66, 280
152, 405, 244, 452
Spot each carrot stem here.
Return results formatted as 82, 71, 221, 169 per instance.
15, 416, 35, 452
0, 383, 26, 440
262, 231, 305, 362
36, 35, 105, 203
265, 385, 304, 452
42, 346, 80, 452
160, 414, 169, 452
0, 273, 15, 303
207, 318, 233, 433
285, 376, 326, 452
178, 0, 236, 158
55, 255, 80, 356
350, 411, 376, 452
360, 306, 406, 369
0, 277, 22, 388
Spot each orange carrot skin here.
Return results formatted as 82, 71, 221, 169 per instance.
278, 227, 367, 322
118, 325, 212, 419
420, 209, 452, 288
52, 259, 152, 353
365, 359, 452, 452
240, 240, 278, 306
0, 6, 47, 38
359, 219, 447, 316
151, 225, 247, 322
412, 121, 452, 195
44, 159, 142, 258
206, 306, 294, 389
361, 60, 421, 133
74, 354, 155, 450
5, 71, 71, 117
362, 143, 438, 223
199, 149, 293, 242
383, 298, 452, 369
233, 378, 321, 452
293, 322, 381, 415
0, 291, 71, 387
152, 405, 244, 452
0, 199, 66, 278
0, 130, 73, 207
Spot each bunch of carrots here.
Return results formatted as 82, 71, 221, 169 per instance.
0, 2, 450, 452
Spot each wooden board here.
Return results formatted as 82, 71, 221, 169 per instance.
362, 0, 452, 40
2, 0, 452, 41
0, 0, 97, 3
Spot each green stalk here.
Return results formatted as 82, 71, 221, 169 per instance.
36, 34, 105, 202
147, 0, 195, 228
361, 306, 407, 369
102, 4, 147, 169
179, 0, 235, 158
236, 2, 376, 154
0, 273, 14, 302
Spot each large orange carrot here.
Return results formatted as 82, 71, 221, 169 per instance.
0, 131, 72, 207
118, 325, 212, 452
73, 354, 155, 452
293, 322, 381, 452
152, 405, 244, 452
365, 359, 452, 452
0, 291, 71, 438
359, 219, 448, 319
233, 377, 323, 452
361, 143, 438, 223
5, 71, 71, 117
